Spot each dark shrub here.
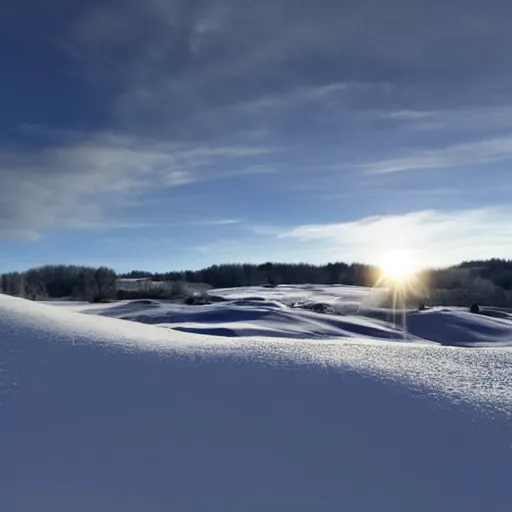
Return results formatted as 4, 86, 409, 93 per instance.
469, 303, 480, 314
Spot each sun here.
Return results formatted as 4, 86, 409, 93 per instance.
379, 249, 418, 282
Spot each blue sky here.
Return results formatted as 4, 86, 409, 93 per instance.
2, 0, 512, 272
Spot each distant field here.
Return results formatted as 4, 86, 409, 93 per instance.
41, 284, 512, 348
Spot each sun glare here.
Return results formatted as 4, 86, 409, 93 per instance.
379, 249, 418, 282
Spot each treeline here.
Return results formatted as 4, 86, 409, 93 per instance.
2, 259, 512, 306
120, 262, 380, 289
121, 259, 512, 306
0, 265, 117, 302
455, 259, 512, 290
419, 259, 512, 307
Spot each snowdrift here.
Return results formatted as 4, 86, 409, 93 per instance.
79, 299, 414, 341
1, 293, 512, 512
212, 283, 381, 306
68, 283, 512, 347
408, 308, 512, 347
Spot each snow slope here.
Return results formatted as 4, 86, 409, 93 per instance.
61, 284, 512, 347
1, 293, 512, 512
76, 299, 417, 341
408, 308, 512, 347
212, 283, 384, 308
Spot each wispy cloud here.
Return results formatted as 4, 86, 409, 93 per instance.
277, 208, 512, 267
364, 136, 512, 174
63, 217, 243, 232
0, 230, 42, 242
0, 136, 274, 238
62, 0, 511, 140
182, 208, 512, 268
318, 187, 463, 201
190, 218, 242, 226
383, 106, 512, 136
233, 81, 393, 114
4, 0, 512, 270
387, 110, 434, 120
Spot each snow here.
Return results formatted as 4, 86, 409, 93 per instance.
408, 308, 512, 347
74, 299, 414, 341
56, 284, 512, 347
2, 290, 512, 511
212, 283, 383, 306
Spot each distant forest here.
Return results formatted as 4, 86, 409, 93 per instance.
1, 259, 512, 306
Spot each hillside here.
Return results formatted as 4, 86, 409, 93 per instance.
63, 284, 512, 347
1, 292, 512, 511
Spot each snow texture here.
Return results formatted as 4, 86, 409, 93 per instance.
1, 290, 512, 512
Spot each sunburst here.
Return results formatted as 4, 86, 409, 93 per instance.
374, 249, 425, 336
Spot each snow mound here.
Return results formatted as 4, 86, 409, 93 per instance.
210, 285, 512, 346
0, 293, 201, 350
408, 308, 512, 347
70, 290, 512, 347
1, 293, 512, 511
80, 299, 413, 341
212, 283, 382, 306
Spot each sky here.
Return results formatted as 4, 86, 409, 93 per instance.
1, 0, 512, 272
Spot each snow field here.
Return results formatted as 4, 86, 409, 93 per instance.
1, 290, 512, 512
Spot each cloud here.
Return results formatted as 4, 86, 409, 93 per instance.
382, 106, 512, 140
65, 217, 243, 231
0, 230, 41, 242
231, 82, 393, 114
96, 207, 512, 269
25, 0, 512, 164
58, 0, 512, 134
387, 111, 434, 120
4, 0, 512, 260
364, 136, 512, 174
277, 208, 512, 267
191, 219, 241, 226
0, 136, 273, 238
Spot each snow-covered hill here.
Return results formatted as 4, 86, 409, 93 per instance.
1, 292, 512, 511
75, 299, 413, 341
212, 283, 380, 306
60, 284, 512, 347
